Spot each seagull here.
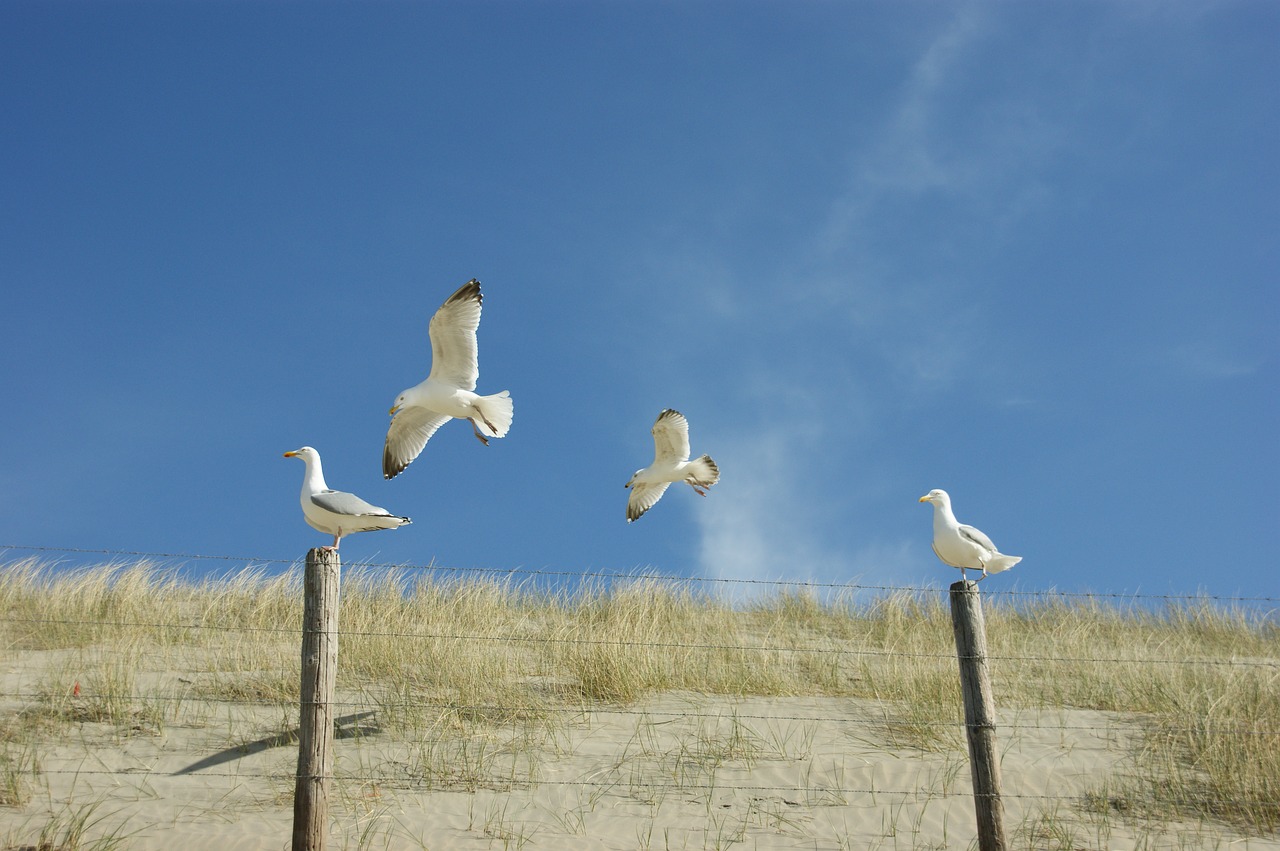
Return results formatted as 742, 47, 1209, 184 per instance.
918, 488, 1021, 582
625, 409, 720, 523
384, 278, 513, 480
285, 446, 411, 550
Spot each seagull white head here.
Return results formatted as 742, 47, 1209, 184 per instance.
284, 446, 320, 463
918, 488, 951, 507
388, 384, 428, 417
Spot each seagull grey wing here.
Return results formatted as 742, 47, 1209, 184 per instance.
958, 524, 999, 553
627, 482, 672, 522
426, 279, 483, 391
384, 407, 452, 479
651, 409, 692, 464
311, 490, 391, 518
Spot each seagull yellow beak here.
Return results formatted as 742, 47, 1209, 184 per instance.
389, 405, 400, 416
284, 451, 298, 458
918, 495, 930, 503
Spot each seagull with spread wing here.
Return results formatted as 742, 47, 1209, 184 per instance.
625, 409, 720, 522
918, 488, 1021, 581
285, 446, 411, 550
383, 279, 513, 480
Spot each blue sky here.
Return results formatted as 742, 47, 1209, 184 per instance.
2, 2, 1276, 599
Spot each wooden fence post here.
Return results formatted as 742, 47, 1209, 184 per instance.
293, 547, 341, 851
949, 579, 1006, 851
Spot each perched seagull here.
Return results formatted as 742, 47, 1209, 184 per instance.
625, 409, 720, 523
384, 278, 514, 480
285, 446, 411, 550
918, 488, 1021, 582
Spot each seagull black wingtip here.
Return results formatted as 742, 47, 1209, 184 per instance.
443, 278, 483, 307
382, 453, 406, 481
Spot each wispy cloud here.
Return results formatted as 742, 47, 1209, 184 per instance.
863, 5, 990, 195
692, 426, 927, 597
819, 6, 993, 253
649, 7, 1085, 589
692, 426, 847, 594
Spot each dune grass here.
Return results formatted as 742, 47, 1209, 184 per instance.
0, 557, 1275, 839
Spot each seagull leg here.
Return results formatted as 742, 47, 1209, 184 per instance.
687, 483, 708, 497
468, 418, 492, 446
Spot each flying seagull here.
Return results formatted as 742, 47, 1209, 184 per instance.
285, 446, 411, 549
625, 409, 720, 522
384, 278, 513, 479
918, 488, 1021, 582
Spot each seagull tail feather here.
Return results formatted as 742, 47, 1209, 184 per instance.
985, 554, 1021, 575
475, 391, 514, 438
686, 455, 720, 488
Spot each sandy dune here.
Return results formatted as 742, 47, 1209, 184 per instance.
4, 687, 1275, 850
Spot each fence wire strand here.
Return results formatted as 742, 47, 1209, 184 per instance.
3, 543, 1277, 604
1, 543, 1276, 839
1, 690, 1274, 740
17, 766, 1275, 810
2, 614, 1274, 669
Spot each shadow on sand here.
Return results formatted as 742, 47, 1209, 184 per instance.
173, 711, 378, 775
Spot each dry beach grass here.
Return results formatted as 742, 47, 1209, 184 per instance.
0, 558, 1275, 849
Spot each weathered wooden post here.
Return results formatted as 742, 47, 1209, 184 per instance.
293, 547, 341, 851
949, 579, 1006, 851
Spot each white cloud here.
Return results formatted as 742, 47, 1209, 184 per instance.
694, 427, 839, 588
867, 5, 989, 194
652, 8, 1082, 592
823, 5, 1075, 263
692, 426, 927, 600
820, 7, 992, 252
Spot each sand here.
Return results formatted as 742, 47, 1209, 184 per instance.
2, 680, 1275, 851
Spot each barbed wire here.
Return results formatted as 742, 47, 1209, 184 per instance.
4, 636, 1274, 681
2, 615, 1275, 668
3, 546, 1275, 837
3, 690, 1274, 739
3, 544, 1277, 605
17, 766, 1278, 812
